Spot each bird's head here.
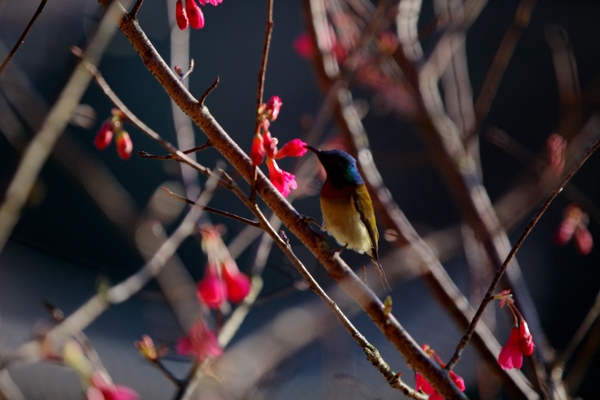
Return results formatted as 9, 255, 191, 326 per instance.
306, 145, 364, 186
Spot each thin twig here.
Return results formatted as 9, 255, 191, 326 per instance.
199, 76, 219, 107
1, 167, 223, 370
129, 0, 145, 19
94, 2, 466, 397
469, 0, 538, 140
0, 0, 48, 76
551, 289, 600, 380
446, 136, 600, 369
256, 0, 274, 109
180, 59, 195, 82
0, 1, 126, 253
78, 54, 232, 190
162, 187, 260, 228
137, 142, 212, 160
218, 172, 427, 400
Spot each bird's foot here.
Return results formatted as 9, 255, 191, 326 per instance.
300, 214, 324, 231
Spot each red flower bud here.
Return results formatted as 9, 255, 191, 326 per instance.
574, 227, 593, 255
265, 96, 282, 121
222, 259, 251, 303
185, 0, 205, 29
115, 131, 133, 160
94, 121, 113, 150
197, 267, 227, 309
518, 320, 534, 356
175, 0, 189, 30
250, 134, 265, 166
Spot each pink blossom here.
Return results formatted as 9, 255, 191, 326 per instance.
267, 158, 297, 197
498, 320, 534, 370
197, 265, 227, 309
265, 96, 282, 121
222, 258, 251, 303
199, 0, 223, 5
176, 321, 222, 360
275, 139, 308, 159
498, 326, 524, 370
554, 204, 593, 255
414, 344, 465, 398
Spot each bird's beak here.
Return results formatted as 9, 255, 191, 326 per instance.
305, 144, 320, 154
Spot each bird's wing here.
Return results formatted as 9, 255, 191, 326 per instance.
353, 186, 389, 289
352, 185, 379, 257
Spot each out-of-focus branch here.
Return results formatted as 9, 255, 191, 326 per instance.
1, 166, 223, 369
0, 1, 129, 253
469, 0, 538, 140
303, 4, 537, 398
167, 2, 202, 200
301, 0, 535, 398
552, 289, 600, 391
96, 1, 465, 397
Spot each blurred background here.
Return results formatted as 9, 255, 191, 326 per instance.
1, 0, 600, 398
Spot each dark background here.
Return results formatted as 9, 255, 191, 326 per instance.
1, 0, 599, 398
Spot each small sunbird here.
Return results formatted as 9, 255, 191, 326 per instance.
306, 145, 389, 288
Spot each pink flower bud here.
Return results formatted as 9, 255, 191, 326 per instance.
222, 259, 251, 303
554, 218, 577, 245
185, 0, 205, 29
94, 121, 113, 150
250, 134, 265, 166
275, 139, 308, 159
175, 0, 189, 30
498, 326, 523, 370
197, 267, 227, 309
574, 227, 593, 255
265, 96, 282, 121
518, 320, 534, 356
115, 131, 133, 160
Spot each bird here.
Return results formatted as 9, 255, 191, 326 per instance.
306, 145, 388, 288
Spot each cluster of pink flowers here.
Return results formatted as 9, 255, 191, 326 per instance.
494, 290, 535, 370
196, 225, 251, 309
94, 109, 133, 160
175, 0, 222, 30
555, 204, 593, 255
414, 344, 465, 400
250, 96, 308, 197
